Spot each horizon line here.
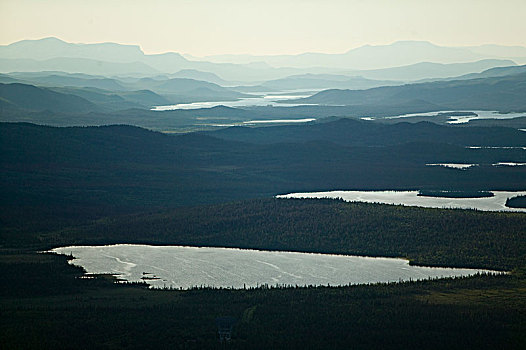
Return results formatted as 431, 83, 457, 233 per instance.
2, 36, 526, 58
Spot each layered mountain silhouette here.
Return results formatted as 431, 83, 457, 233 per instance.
289, 71, 526, 112
190, 40, 526, 69
1, 38, 524, 82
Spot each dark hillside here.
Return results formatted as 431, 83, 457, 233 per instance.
293, 72, 526, 112
0, 83, 98, 113
208, 118, 526, 147
1, 122, 525, 242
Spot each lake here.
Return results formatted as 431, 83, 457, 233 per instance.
194, 118, 317, 128
51, 245, 495, 289
151, 92, 315, 111
278, 190, 526, 212
426, 163, 478, 169
386, 110, 526, 124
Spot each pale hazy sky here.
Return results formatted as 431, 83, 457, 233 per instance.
1, 0, 525, 56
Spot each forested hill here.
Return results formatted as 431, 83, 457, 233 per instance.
2, 121, 526, 230
291, 72, 526, 112
208, 118, 526, 147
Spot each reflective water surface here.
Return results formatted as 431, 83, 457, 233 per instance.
278, 190, 526, 212
51, 245, 496, 289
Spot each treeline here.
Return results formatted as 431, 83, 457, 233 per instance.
43, 198, 526, 270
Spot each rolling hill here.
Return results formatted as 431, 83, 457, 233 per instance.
0, 83, 98, 113
2, 121, 525, 219
291, 72, 526, 112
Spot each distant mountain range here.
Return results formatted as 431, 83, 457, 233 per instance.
240, 74, 402, 91
3, 65, 526, 127
0, 83, 98, 114
234, 59, 516, 91
290, 70, 526, 112
187, 40, 526, 69
0, 71, 249, 110
351, 59, 516, 81
2, 37, 526, 122
1, 38, 524, 83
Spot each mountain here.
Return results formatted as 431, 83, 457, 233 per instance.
5, 72, 127, 91
49, 87, 171, 110
0, 71, 249, 108
140, 52, 192, 73
196, 41, 526, 70
2, 38, 524, 83
0, 73, 21, 84
259, 74, 401, 90
132, 77, 250, 101
170, 69, 229, 85
153, 78, 229, 93
355, 59, 516, 81
0, 37, 146, 62
0, 83, 98, 113
453, 64, 526, 80
0, 38, 289, 81
290, 72, 526, 112
0, 57, 159, 76
0, 80, 174, 113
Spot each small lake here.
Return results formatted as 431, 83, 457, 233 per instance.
51, 245, 495, 289
278, 190, 526, 212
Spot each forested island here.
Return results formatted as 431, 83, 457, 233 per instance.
417, 190, 494, 198
506, 195, 526, 208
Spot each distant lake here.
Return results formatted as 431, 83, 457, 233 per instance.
51, 245, 496, 289
151, 92, 315, 111
385, 110, 526, 124
278, 190, 526, 212
243, 118, 316, 124
193, 118, 317, 128
426, 163, 478, 170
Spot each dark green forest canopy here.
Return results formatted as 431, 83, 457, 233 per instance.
36, 198, 526, 271
205, 117, 526, 146
1, 122, 525, 215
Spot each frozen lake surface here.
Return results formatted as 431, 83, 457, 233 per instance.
51, 245, 495, 289
278, 190, 526, 212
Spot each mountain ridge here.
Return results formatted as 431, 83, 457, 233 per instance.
2, 38, 525, 81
